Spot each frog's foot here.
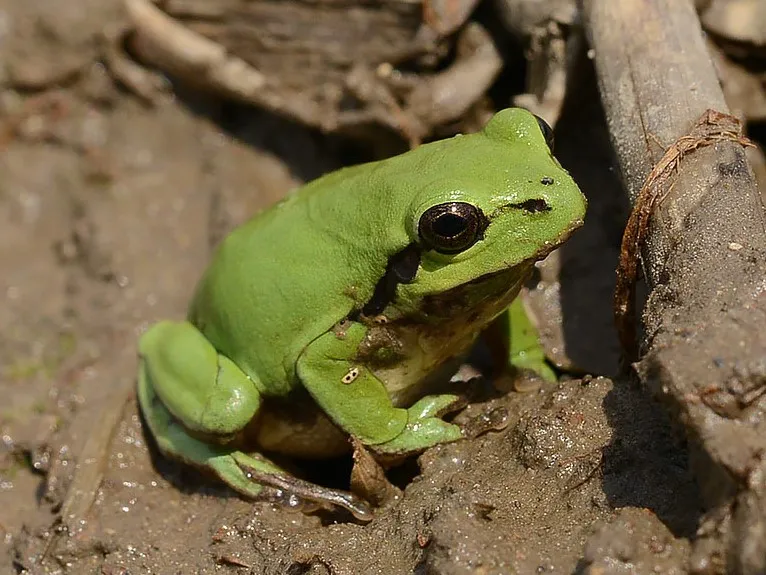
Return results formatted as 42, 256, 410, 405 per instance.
370, 394, 465, 456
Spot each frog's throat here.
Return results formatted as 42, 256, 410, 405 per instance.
360, 265, 530, 406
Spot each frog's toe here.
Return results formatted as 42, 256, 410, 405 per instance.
207, 453, 276, 499
407, 394, 463, 420
371, 417, 463, 456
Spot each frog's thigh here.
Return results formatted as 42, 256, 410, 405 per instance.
138, 320, 262, 437
136, 368, 281, 499
296, 322, 408, 446
488, 298, 555, 382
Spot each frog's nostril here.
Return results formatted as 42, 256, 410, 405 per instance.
512, 199, 550, 213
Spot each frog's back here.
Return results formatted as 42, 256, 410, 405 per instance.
187, 161, 397, 396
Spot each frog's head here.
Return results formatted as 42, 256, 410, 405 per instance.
393, 108, 587, 309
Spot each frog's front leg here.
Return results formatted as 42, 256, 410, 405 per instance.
484, 297, 557, 383
297, 321, 464, 456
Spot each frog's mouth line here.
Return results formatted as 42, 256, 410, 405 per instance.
520, 216, 585, 263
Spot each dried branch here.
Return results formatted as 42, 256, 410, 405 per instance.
582, 0, 766, 572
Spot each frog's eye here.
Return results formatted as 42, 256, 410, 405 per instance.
534, 115, 555, 151
418, 202, 488, 255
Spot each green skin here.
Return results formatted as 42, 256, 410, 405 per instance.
137, 108, 587, 519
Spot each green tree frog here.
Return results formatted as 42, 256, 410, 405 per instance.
137, 108, 587, 519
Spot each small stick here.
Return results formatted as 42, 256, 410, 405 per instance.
43, 381, 133, 562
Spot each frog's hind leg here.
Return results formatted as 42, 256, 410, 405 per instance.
138, 361, 373, 519
138, 321, 374, 518
138, 367, 286, 499
141, 373, 289, 498
137, 320, 281, 498
138, 321, 263, 438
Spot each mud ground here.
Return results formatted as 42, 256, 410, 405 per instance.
0, 2, 751, 574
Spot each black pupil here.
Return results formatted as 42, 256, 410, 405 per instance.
418, 201, 487, 255
433, 213, 467, 238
